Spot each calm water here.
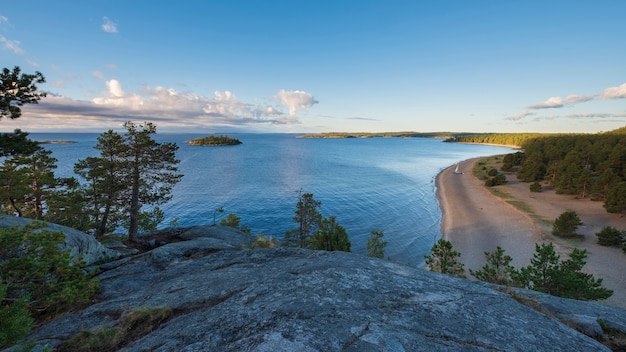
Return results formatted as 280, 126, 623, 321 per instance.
31, 133, 512, 266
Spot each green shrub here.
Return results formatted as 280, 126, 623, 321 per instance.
309, 216, 351, 252
470, 246, 515, 285
529, 182, 542, 192
488, 168, 498, 176
425, 239, 465, 277
250, 234, 278, 249
220, 213, 241, 228
512, 243, 612, 300
0, 283, 33, 347
552, 210, 583, 238
0, 222, 99, 328
596, 226, 625, 247
366, 230, 387, 259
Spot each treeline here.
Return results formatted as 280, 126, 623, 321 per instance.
515, 128, 626, 213
449, 132, 566, 147
298, 131, 457, 139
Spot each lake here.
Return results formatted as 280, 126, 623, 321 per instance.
31, 133, 513, 266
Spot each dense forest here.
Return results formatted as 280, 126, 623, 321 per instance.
449, 133, 568, 148
460, 127, 626, 214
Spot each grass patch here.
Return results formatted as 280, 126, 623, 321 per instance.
597, 319, 626, 351
472, 156, 554, 233
57, 306, 173, 352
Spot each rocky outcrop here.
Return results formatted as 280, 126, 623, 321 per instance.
0, 215, 120, 265
6, 225, 626, 351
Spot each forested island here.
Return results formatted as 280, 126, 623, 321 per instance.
187, 135, 242, 146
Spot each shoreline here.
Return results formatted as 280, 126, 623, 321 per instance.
436, 157, 626, 309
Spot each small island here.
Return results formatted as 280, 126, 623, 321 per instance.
187, 135, 242, 146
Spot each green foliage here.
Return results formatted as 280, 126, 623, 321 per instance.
74, 122, 182, 240
0, 66, 46, 121
424, 239, 465, 277
552, 210, 583, 238
0, 223, 100, 318
124, 207, 165, 234
284, 191, 322, 248
219, 213, 251, 234
57, 306, 172, 352
604, 182, 626, 214
596, 226, 625, 247
470, 246, 516, 285
501, 152, 525, 171
220, 213, 241, 228
187, 135, 242, 146
513, 243, 612, 300
0, 223, 99, 345
0, 129, 39, 157
514, 130, 626, 210
485, 174, 507, 187
309, 216, 351, 252
529, 182, 542, 192
0, 145, 61, 220
452, 133, 550, 147
0, 283, 33, 347
366, 230, 387, 259
487, 168, 498, 176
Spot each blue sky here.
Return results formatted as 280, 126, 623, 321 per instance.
1, 1, 625, 133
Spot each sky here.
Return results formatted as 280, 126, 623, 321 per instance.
1, 1, 625, 134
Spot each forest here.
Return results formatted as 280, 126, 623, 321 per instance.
457, 127, 626, 214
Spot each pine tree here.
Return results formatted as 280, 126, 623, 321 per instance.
309, 216, 351, 252
425, 239, 465, 277
284, 191, 322, 248
366, 230, 387, 259
470, 246, 516, 285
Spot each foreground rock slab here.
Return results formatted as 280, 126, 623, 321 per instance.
7, 227, 625, 351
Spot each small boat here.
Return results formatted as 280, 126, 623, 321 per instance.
453, 163, 464, 174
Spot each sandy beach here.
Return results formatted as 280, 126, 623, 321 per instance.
437, 158, 626, 309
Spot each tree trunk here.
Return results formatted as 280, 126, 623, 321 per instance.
128, 154, 141, 242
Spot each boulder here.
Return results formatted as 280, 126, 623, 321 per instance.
0, 215, 120, 265
8, 226, 625, 352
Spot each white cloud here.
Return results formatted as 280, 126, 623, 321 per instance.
601, 83, 626, 99
527, 83, 625, 110
102, 17, 118, 33
528, 96, 564, 109
0, 16, 8, 24
0, 35, 24, 54
92, 71, 105, 80
505, 111, 535, 121
275, 89, 319, 117
564, 94, 595, 104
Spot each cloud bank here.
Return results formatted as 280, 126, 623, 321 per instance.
20, 79, 318, 131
